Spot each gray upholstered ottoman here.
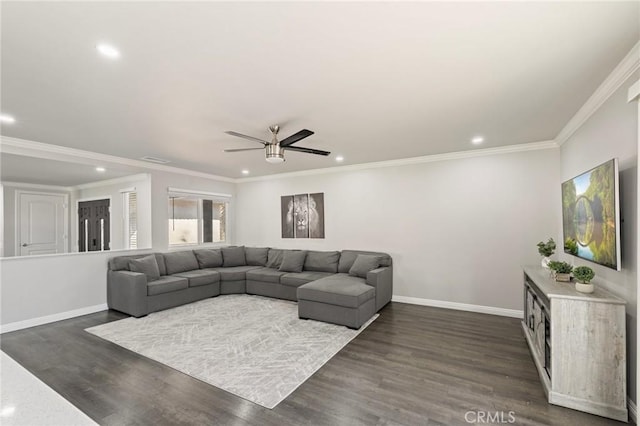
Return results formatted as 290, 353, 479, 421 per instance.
297, 274, 376, 329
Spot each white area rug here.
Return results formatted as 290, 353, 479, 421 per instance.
86, 294, 377, 409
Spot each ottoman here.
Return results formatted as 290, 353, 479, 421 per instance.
297, 274, 376, 329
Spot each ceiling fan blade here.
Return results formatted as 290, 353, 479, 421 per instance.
279, 129, 314, 147
225, 131, 268, 145
223, 148, 265, 152
285, 146, 331, 156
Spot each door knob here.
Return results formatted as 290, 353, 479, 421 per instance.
22, 243, 28, 247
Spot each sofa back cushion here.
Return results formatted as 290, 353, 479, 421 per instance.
338, 250, 392, 273
109, 253, 167, 276
194, 249, 223, 268
129, 255, 161, 282
222, 246, 247, 267
348, 254, 382, 278
245, 247, 269, 266
304, 250, 340, 273
163, 251, 200, 275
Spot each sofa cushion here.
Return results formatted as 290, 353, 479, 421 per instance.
297, 274, 374, 308
279, 250, 307, 273
349, 254, 382, 278
304, 251, 340, 273
212, 265, 261, 281
147, 276, 188, 296
222, 246, 246, 267
338, 250, 392, 273
246, 267, 287, 283
194, 249, 223, 268
173, 269, 220, 287
245, 247, 269, 266
128, 255, 161, 282
266, 249, 284, 269
280, 271, 334, 287
163, 251, 200, 275
109, 253, 167, 276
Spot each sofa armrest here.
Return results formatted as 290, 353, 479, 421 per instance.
366, 266, 393, 311
107, 270, 148, 317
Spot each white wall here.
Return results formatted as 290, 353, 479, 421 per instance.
236, 147, 560, 311
0, 169, 235, 329
559, 70, 639, 403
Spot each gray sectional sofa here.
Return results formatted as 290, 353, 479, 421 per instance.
107, 247, 392, 328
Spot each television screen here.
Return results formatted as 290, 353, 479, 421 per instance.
561, 158, 621, 270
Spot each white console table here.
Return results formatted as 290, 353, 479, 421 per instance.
522, 266, 627, 422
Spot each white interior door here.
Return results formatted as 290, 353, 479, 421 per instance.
19, 192, 68, 256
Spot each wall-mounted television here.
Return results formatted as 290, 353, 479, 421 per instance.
561, 158, 621, 271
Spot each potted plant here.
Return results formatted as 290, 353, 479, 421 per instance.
549, 261, 573, 282
537, 238, 556, 269
564, 238, 579, 256
573, 266, 595, 293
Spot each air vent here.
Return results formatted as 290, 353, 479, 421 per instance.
140, 156, 171, 164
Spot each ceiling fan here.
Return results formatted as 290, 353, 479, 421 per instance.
224, 125, 330, 163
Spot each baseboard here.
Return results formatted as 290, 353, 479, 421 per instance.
629, 399, 637, 424
392, 295, 523, 319
1, 303, 108, 334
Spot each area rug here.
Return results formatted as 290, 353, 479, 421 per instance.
86, 294, 377, 409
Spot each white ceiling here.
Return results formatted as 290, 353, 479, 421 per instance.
1, 2, 638, 178
0, 153, 144, 187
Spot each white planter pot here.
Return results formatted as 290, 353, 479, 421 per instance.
575, 282, 594, 293
541, 257, 551, 269
555, 273, 571, 282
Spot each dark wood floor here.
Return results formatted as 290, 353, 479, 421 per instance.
1, 301, 631, 426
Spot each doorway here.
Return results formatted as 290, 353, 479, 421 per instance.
78, 199, 110, 252
17, 191, 68, 256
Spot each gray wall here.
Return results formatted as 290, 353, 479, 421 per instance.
236, 147, 560, 311
559, 70, 639, 403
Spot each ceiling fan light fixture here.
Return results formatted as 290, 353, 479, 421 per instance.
266, 154, 285, 163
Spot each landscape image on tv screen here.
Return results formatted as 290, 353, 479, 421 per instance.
562, 158, 620, 270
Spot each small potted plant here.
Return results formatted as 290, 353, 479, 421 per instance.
573, 266, 595, 293
537, 238, 556, 269
564, 238, 578, 256
549, 261, 573, 282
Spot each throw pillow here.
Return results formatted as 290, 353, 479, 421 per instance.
266, 249, 284, 269
279, 250, 308, 273
245, 247, 269, 266
129, 255, 161, 282
222, 246, 246, 267
348, 254, 381, 278
194, 249, 223, 268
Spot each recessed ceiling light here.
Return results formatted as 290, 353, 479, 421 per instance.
96, 43, 120, 59
95, 167, 106, 172
0, 114, 16, 124
241, 170, 250, 175
471, 136, 484, 145
335, 155, 344, 162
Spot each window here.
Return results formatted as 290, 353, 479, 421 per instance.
168, 190, 229, 247
122, 190, 137, 249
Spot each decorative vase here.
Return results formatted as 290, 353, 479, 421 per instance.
575, 282, 594, 293
555, 273, 571, 282
541, 257, 551, 269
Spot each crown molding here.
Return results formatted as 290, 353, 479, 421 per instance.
72, 173, 150, 190
0, 181, 73, 192
555, 40, 640, 146
237, 140, 558, 183
0, 136, 236, 183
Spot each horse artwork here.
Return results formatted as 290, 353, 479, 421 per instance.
280, 192, 325, 239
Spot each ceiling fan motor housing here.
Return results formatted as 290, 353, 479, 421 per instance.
265, 143, 285, 163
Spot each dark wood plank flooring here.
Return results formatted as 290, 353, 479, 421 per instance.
1, 301, 631, 425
